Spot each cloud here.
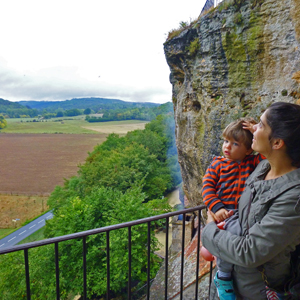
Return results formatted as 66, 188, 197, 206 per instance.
0, 0, 205, 103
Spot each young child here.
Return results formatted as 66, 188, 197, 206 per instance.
202, 117, 265, 300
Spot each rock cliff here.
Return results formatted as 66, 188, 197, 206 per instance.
164, 0, 300, 207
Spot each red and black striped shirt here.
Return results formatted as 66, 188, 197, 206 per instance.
202, 154, 265, 213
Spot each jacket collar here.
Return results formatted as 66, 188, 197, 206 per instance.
246, 160, 300, 202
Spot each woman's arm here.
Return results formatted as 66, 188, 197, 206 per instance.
202, 188, 300, 268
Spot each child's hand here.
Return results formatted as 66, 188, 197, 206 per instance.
243, 121, 256, 133
215, 208, 232, 222
206, 210, 216, 224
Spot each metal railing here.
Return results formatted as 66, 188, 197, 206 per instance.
0, 205, 212, 300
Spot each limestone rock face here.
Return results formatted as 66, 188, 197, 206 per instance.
164, 0, 300, 207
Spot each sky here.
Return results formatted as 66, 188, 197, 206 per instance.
0, 0, 206, 104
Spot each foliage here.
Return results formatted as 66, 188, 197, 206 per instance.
0, 186, 168, 299
187, 38, 200, 55
64, 108, 82, 117
0, 112, 181, 299
233, 12, 243, 24
56, 111, 64, 117
18, 97, 159, 113
0, 98, 39, 118
0, 115, 7, 129
85, 102, 173, 123
84, 107, 91, 115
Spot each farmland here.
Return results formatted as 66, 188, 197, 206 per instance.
0, 118, 148, 232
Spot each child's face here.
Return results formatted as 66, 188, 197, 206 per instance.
222, 137, 252, 162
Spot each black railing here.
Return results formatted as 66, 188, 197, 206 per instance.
0, 205, 212, 300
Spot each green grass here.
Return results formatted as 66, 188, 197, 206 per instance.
17, 227, 45, 244
1, 116, 148, 134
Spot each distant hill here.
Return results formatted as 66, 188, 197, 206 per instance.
18, 97, 160, 112
0, 98, 39, 118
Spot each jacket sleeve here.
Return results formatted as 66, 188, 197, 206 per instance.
202, 186, 300, 268
202, 159, 225, 213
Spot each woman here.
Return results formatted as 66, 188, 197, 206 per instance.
202, 102, 300, 300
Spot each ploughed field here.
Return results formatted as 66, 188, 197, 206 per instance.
0, 133, 106, 195
0, 120, 148, 230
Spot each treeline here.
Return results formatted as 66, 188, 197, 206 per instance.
86, 102, 174, 122
0, 113, 182, 299
0, 97, 172, 122
0, 98, 39, 118
18, 97, 159, 112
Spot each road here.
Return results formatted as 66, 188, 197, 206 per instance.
0, 211, 53, 250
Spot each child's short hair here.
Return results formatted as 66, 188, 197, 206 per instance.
222, 117, 256, 150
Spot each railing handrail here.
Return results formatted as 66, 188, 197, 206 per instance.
0, 205, 206, 255
1, 204, 211, 300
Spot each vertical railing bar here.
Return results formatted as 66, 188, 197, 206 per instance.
83, 236, 87, 300
128, 226, 132, 299
106, 231, 110, 300
195, 209, 201, 299
147, 222, 151, 300
180, 213, 186, 300
164, 217, 169, 300
24, 249, 31, 300
209, 261, 213, 298
55, 242, 60, 300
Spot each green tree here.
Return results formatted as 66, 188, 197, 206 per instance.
56, 111, 64, 117
0, 115, 7, 129
64, 108, 82, 117
84, 107, 91, 115
0, 186, 168, 299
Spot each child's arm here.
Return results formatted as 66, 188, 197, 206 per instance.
202, 159, 229, 221
243, 120, 266, 164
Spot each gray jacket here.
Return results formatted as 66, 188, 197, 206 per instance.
202, 160, 300, 299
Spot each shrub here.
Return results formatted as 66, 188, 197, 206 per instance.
187, 38, 200, 55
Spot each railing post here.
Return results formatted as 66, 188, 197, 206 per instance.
128, 226, 132, 299
106, 231, 110, 300
55, 242, 60, 300
83, 236, 87, 300
195, 209, 201, 299
24, 249, 31, 300
180, 213, 186, 300
147, 222, 151, 300
164, 217, 169, 300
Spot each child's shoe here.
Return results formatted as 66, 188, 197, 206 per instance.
214, 272, 236, 300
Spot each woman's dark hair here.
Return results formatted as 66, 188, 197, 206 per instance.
266, 102, 300, 167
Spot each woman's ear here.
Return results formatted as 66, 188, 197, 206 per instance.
272, 138, 285, 150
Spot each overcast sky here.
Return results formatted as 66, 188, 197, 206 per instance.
0, 0, 207, 104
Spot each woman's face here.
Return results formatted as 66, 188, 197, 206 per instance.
252, 110, 272, 156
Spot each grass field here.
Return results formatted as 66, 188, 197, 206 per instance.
2, 116, 148, 135
0, 194, 48, 228
0, 117, 149, 231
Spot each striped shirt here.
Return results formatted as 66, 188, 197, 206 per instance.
202, 154, 265, 213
